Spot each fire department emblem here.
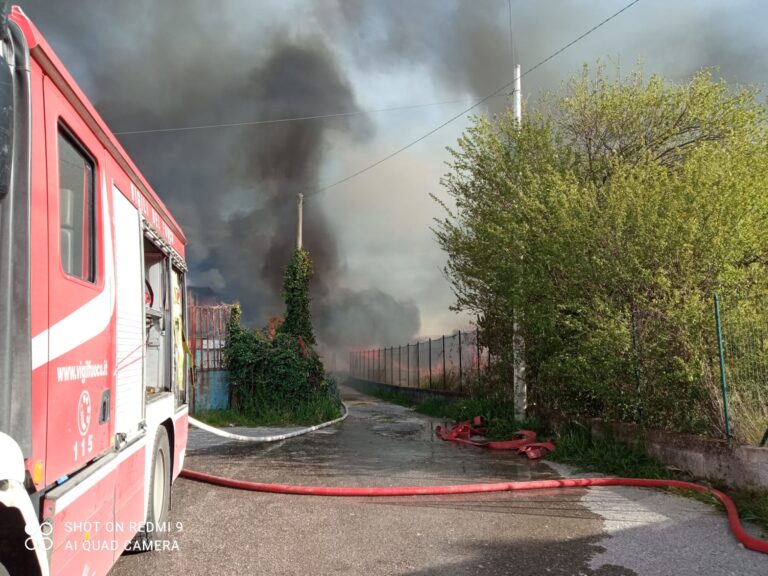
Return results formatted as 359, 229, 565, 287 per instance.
78, 390, 92, 435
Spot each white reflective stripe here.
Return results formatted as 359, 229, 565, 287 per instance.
30, 330, 48, 371
31, 171, 115, 370
53, 439, 144, 513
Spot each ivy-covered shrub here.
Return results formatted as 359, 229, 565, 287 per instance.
278, 249, 316, 345
225, 304, 340, 422
223, 248, 341, 424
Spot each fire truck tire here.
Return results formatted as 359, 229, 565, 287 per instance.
132, 426, 171, 552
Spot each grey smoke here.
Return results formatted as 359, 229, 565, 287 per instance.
317, 289, 420, 349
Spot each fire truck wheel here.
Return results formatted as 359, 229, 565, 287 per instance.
132, 426, 170, 552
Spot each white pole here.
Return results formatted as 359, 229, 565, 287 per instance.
296, 193, 304, 250
511, 63, 526, 420
512, 64, 522, 123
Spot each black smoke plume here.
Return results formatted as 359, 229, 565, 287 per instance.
19, 0, 768, 358
19, 0, 421, 352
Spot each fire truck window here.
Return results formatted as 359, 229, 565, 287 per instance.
58, 130, 95, 282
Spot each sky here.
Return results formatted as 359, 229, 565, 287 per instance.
17, 0, 768, 358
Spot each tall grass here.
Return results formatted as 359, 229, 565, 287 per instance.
196, 392, 341, 427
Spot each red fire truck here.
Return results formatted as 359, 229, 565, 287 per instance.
0, 6, 190, 575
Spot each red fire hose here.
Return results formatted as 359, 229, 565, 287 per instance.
179, 468, 768, 555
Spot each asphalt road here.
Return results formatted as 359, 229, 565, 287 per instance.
110, 384, 767, 576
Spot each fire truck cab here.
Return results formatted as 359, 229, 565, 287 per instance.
0, 6, 189, 575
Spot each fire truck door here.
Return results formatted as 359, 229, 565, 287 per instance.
43, 77, 113, 485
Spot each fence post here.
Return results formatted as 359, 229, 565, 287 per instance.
428, 338, 433, 388
398, 345, 402, 386
442, 334, 446, 389
417, 341, 420, 388
476, 327, 481, 381
458, 331, 463, 393
714, 293, 732, 441
407, 344, 410, 387
630, 300, 642, 424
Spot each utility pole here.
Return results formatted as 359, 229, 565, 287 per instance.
296, 193, 304, 250
512, 63, 527, 421
512, 64, 522, 124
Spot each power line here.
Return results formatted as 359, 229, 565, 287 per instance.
113, 99, 471, 136
314, 0, 642, 196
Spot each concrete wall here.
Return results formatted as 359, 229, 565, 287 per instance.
587, 419, 768, 490
193, 370, 230, 412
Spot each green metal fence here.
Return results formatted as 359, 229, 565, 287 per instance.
715, 292, 768, 446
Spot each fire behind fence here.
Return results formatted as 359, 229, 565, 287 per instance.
349, 330, 490, 394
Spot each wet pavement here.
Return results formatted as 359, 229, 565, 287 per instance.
110, 383, 768, 576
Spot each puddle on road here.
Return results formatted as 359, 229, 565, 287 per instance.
370, 420, 425, 438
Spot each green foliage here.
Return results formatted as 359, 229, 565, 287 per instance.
195, 393, 341, 427
549, 423, 674, 479
224, 303, 340, 423
279, 249, 316, 345
435, 64, 768, 441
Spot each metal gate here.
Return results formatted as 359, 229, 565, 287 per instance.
187, 302, 235, 412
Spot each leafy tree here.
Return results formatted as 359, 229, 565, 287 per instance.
279, 249, 316, 345
435, 65, 768, 440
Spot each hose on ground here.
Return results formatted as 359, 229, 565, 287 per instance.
179, 469, 768, 555
187, 402, 348, 442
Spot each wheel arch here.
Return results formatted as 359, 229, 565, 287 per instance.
0, 502, 44, 576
